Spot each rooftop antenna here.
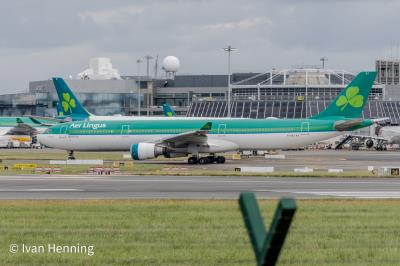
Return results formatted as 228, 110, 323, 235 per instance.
154, 54, 159, 79
162, 56, 180, 79
391, 45, 393, 60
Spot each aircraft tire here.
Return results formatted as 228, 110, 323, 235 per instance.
207, 156, 216, 163
216, 156, 226, 164
198, 157, 209, 165
188, 157, 198, 164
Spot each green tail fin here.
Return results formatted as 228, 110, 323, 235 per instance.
52, 77, 91, 121
162, 103, 176, 117
311, 71, 376, 119
55, 102, 64, 117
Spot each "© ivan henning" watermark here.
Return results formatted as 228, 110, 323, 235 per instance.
9, 243, 94, 256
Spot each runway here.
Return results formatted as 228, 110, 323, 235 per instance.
0, 175, 400, 199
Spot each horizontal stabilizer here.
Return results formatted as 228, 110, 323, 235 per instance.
334, 119, 364, 131
372, 117, 390, 124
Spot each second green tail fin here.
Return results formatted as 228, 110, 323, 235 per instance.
311, 71, 376, 119
162, 103, 176, 117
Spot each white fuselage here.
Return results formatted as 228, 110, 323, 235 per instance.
38, 131, 342, 152
88, 115, 232, 121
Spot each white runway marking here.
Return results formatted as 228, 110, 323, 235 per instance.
0, 189, 83, 192
69, 179, 400, 186
0, 175, 109, 180
308, 191, 400, 199
1, 176, 400, 186
254, 190, 400, 199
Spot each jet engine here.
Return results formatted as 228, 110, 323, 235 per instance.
365, 139, 374, 148
131, 143, 165, 160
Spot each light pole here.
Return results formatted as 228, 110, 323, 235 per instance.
144, 55, 153, 79
136, 58, 142, 116
223, 45, 237, 117
320, 57, 328, 69
144, 55, 153, 116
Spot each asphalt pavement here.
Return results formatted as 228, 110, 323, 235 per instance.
0, 175, 400, 199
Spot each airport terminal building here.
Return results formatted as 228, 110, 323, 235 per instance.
1, 59, 400, 125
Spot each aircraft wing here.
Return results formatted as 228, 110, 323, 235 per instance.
7, 120, 37, 135
26, 116, 59, 126
155, 122, 212, 147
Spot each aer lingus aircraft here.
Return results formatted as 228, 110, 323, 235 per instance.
53, 78, 178, 121
39, 72, 377, 163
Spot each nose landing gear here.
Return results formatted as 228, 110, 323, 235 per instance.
68, 150, 75, 160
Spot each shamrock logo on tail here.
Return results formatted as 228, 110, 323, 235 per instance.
335, 86, 363, 111
61, 93, 76, 113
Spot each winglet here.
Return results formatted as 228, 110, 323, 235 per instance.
200, 122, 212, 131
16, 118, 23, 124
28, 117, 42, 125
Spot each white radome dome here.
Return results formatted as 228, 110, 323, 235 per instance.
162, 56, 180, 72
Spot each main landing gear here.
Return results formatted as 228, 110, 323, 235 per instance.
68, 150, 76, 160
188, 155, 226, 165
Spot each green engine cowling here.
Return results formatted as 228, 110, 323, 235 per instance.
131, 143, 165, 160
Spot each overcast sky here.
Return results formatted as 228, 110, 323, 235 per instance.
0, 0, 398, 92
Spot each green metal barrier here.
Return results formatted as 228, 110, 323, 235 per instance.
239, 192, 296, 266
